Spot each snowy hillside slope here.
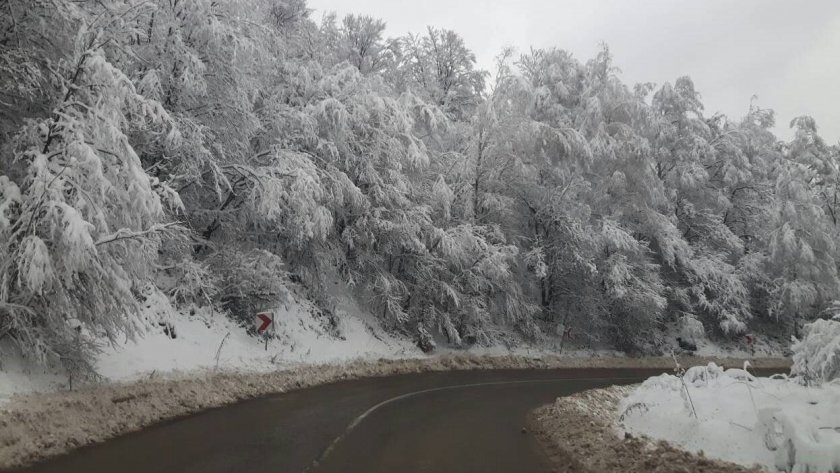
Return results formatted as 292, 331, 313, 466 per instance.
0, 285, 420, 403
97, 288, 420, 380
660, 314, 787, 359
1, 278, 789, 404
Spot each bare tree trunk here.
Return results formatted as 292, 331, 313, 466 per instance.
473, 127, 485, 223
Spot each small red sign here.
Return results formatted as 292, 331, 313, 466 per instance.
256, 312, 273, 334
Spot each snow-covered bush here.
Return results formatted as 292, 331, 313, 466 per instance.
210, 249, 291, 323
678, 314, 706, 343
416, 324, 437, 353
165, 259, 220, 307
791, 318, 840, 384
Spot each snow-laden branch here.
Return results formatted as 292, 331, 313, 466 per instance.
95, 223, 179, 246
0, 302, 35, 315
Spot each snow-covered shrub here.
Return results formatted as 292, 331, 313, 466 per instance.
210, 249, 291, 323
165, 259, 220, 307
682, 362, 725, 386
821, 300, 840, 321
416, 324, 437, 353
678, 314, 706, 343
791, 318, 840, 384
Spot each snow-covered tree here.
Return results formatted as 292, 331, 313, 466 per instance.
0, 1, 181, 375
762, 118, 840, 331
791, 318, 840, 384
395, 27, 486, 120
1, 0, 834, 366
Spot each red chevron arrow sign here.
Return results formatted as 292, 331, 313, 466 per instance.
256, 312, 273, 334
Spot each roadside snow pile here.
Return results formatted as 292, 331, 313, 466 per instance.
618, 362, 840, 472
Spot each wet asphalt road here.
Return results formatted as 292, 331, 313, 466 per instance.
12, 367, 680, 473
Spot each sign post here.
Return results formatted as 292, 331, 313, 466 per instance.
256, 311, 274, 351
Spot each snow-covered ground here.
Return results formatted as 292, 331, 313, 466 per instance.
0, 284, 786, 406
97, 287, 420, 380
0, 285, 420, 403
664, 313, 787, 359
618, 363, 840, 472
0, 275, 787, 408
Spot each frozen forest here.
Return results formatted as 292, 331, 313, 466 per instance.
2, 0, 840, 378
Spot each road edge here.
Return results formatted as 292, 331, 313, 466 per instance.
0, 355, 789, 470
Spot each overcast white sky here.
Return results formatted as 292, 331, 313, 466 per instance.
308, 0, 840, 142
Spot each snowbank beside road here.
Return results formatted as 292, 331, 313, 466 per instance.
530, 384, 763, 473
618, 363, 840, 472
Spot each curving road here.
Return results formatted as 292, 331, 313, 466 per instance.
13, 368, 682, 473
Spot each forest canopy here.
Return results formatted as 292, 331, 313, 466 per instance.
2, 0, 839, 374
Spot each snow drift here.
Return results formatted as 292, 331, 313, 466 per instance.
618, 363, 840, 472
